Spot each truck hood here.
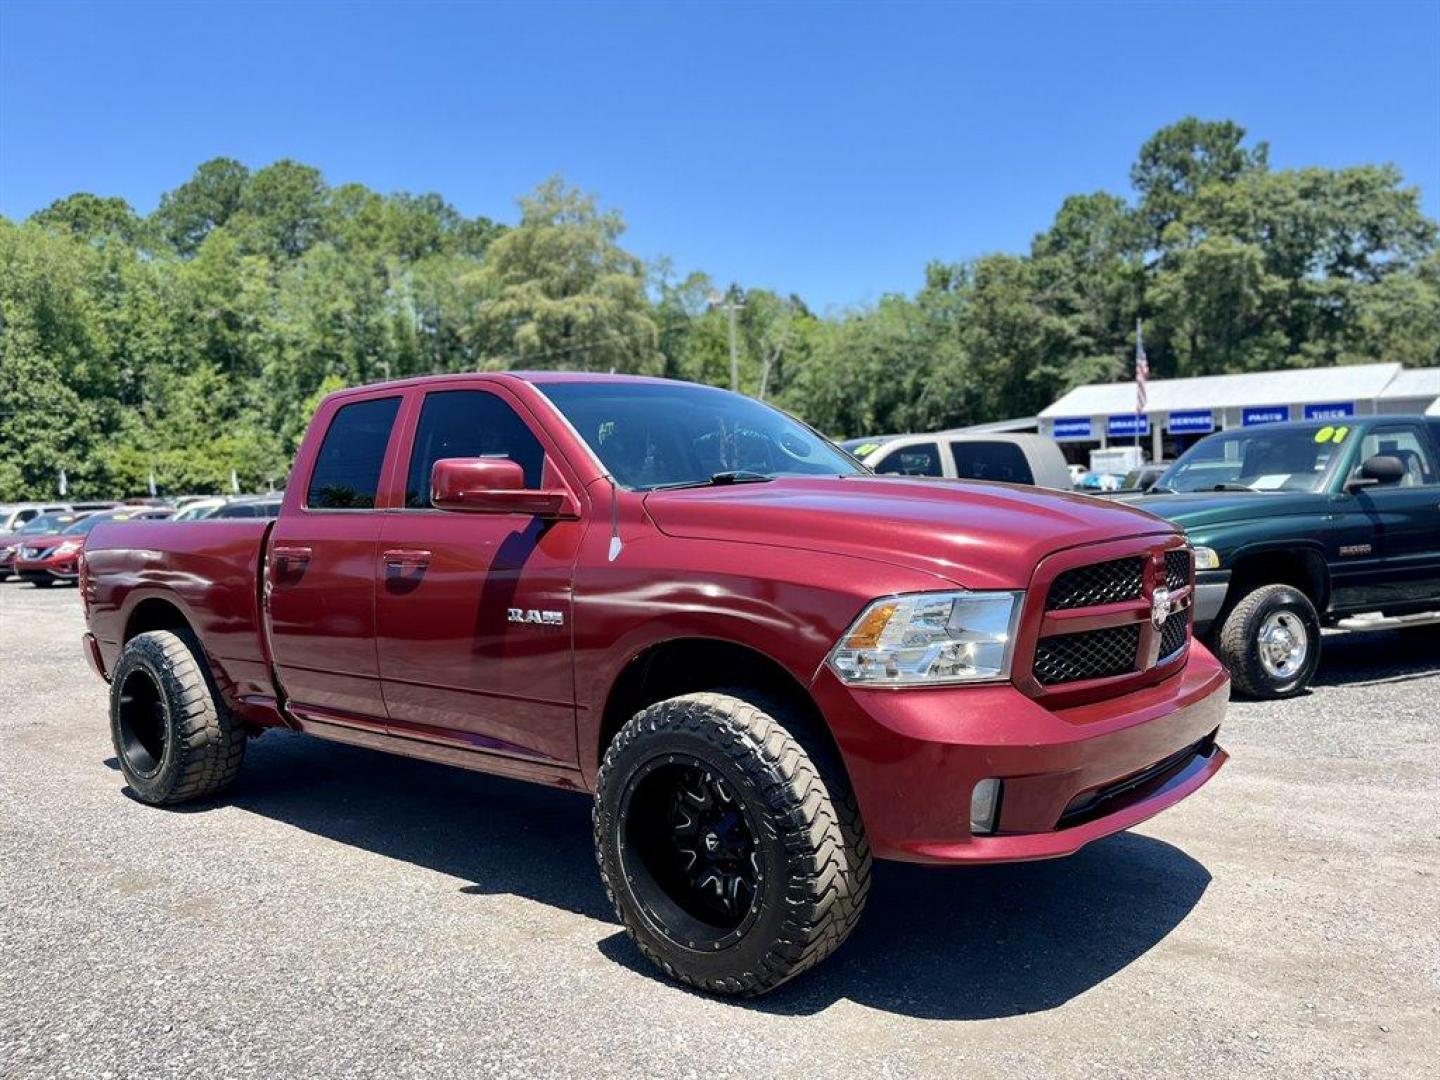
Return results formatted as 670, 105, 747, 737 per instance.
644, 476, 1176, 589
1116, 490, 1331, 531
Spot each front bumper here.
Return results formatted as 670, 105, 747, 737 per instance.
812, 646, 1229, 864
15, 556, 80, 582
1193, 569, 1231, 632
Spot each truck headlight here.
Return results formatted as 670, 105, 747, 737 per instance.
1192, 546, 1221, 571
828, 590, 1023, 685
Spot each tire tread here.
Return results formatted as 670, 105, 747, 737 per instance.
1217, 583, 1319, 699
594, 691, 870, 996
113, 630, 246, 804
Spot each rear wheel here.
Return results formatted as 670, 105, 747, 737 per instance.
594, 691, 870, 996
109, 630, 246, 804
1216, 584, 1322, 699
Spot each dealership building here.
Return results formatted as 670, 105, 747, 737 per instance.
1037, 362, 1440, 463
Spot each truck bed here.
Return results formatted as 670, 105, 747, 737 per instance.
83, 519, 280, 725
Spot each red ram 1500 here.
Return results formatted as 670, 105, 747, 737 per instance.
81, 373, 1228, 994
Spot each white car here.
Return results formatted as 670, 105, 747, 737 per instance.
170, 498, 230, 521
841, 432, 1074, 490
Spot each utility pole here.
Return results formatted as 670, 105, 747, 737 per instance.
709, 289, 745, 392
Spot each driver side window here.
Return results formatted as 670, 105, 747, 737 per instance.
404, 390, 545, 508
1358, 426, 1437, 488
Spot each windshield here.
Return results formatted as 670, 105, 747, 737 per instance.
1158, 425, 1345, 493
63, 514, 110, 535
537, 381, 865, 491
19, 514, 75, 535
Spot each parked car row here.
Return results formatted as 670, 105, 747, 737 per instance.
0, 495, 282, 588
0, 500, 126, 533
0, 506, 169, 586
170, 495, 284, 520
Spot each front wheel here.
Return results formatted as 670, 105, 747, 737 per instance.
1216, 584, 1322, 699
594, 692, 871, 996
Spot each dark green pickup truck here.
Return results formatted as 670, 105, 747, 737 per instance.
1125, 415, 1440, 698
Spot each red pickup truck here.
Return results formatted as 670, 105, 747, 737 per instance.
81, 373, 1228, 994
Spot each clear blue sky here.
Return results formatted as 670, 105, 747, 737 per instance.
2, 1, 1437, 310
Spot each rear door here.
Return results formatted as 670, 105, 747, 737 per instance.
374, 382, 584, 767
265, 391, 403, 725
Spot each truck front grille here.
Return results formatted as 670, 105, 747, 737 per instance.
1046, 556, 1144, 610
1033, 623, 1140, 685
1158, 607, 1191, 659
1024, 541, 1194, 691
1164, 549, 1192, 592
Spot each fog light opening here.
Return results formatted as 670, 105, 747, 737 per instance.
970, 778, 1002, 835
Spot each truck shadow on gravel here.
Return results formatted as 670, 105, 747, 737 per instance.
112, 732, 612, 922
109, 732, 1211, 1022
1310, 626, 1440, 689
599, 831, 1211, 1020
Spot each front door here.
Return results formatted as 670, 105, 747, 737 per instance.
375, 384, 583, 767
1349, 422, 1440, 606
266, 392, 403, 725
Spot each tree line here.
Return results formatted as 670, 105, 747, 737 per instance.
1, 118, 1436, 499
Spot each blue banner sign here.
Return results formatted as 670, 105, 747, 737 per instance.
1243, 405, 1290, 426
1107, 414, 1151, 437
1303, 401, 1355, 421
1167, 409, 1214, 434
1052, 417, 1092, 439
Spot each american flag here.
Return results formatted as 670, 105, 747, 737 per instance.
1135, 319, 1149, 414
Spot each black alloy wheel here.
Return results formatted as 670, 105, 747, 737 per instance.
116, 667, 169, 778
621, 756, 764, 947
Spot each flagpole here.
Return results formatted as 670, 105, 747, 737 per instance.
1134, 319, 1145, 457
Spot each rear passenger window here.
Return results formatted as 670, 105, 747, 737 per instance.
405, 390, 545, 508
875, 442, 942, 477
306, 397, 401, 509
951, 441, 1035, 484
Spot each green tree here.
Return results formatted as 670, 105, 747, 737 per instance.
31, 193, 149, 248
153, 157, 250, 255
478, 178, 660, 373
1132, 117, 1268, 247
232, 159, 328, 260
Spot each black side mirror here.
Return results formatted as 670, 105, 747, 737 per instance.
1346, 454, 1405, 492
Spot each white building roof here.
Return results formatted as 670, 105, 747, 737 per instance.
1040, 362, 1404, 418
1379, 367, 1440, 401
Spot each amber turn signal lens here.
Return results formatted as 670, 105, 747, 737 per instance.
841, 602, 899, 650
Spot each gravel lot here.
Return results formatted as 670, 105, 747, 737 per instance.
2, 584, 1436, 1079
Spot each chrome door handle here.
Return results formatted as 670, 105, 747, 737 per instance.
383, 548, 431, 569
272, 545, 312, 565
